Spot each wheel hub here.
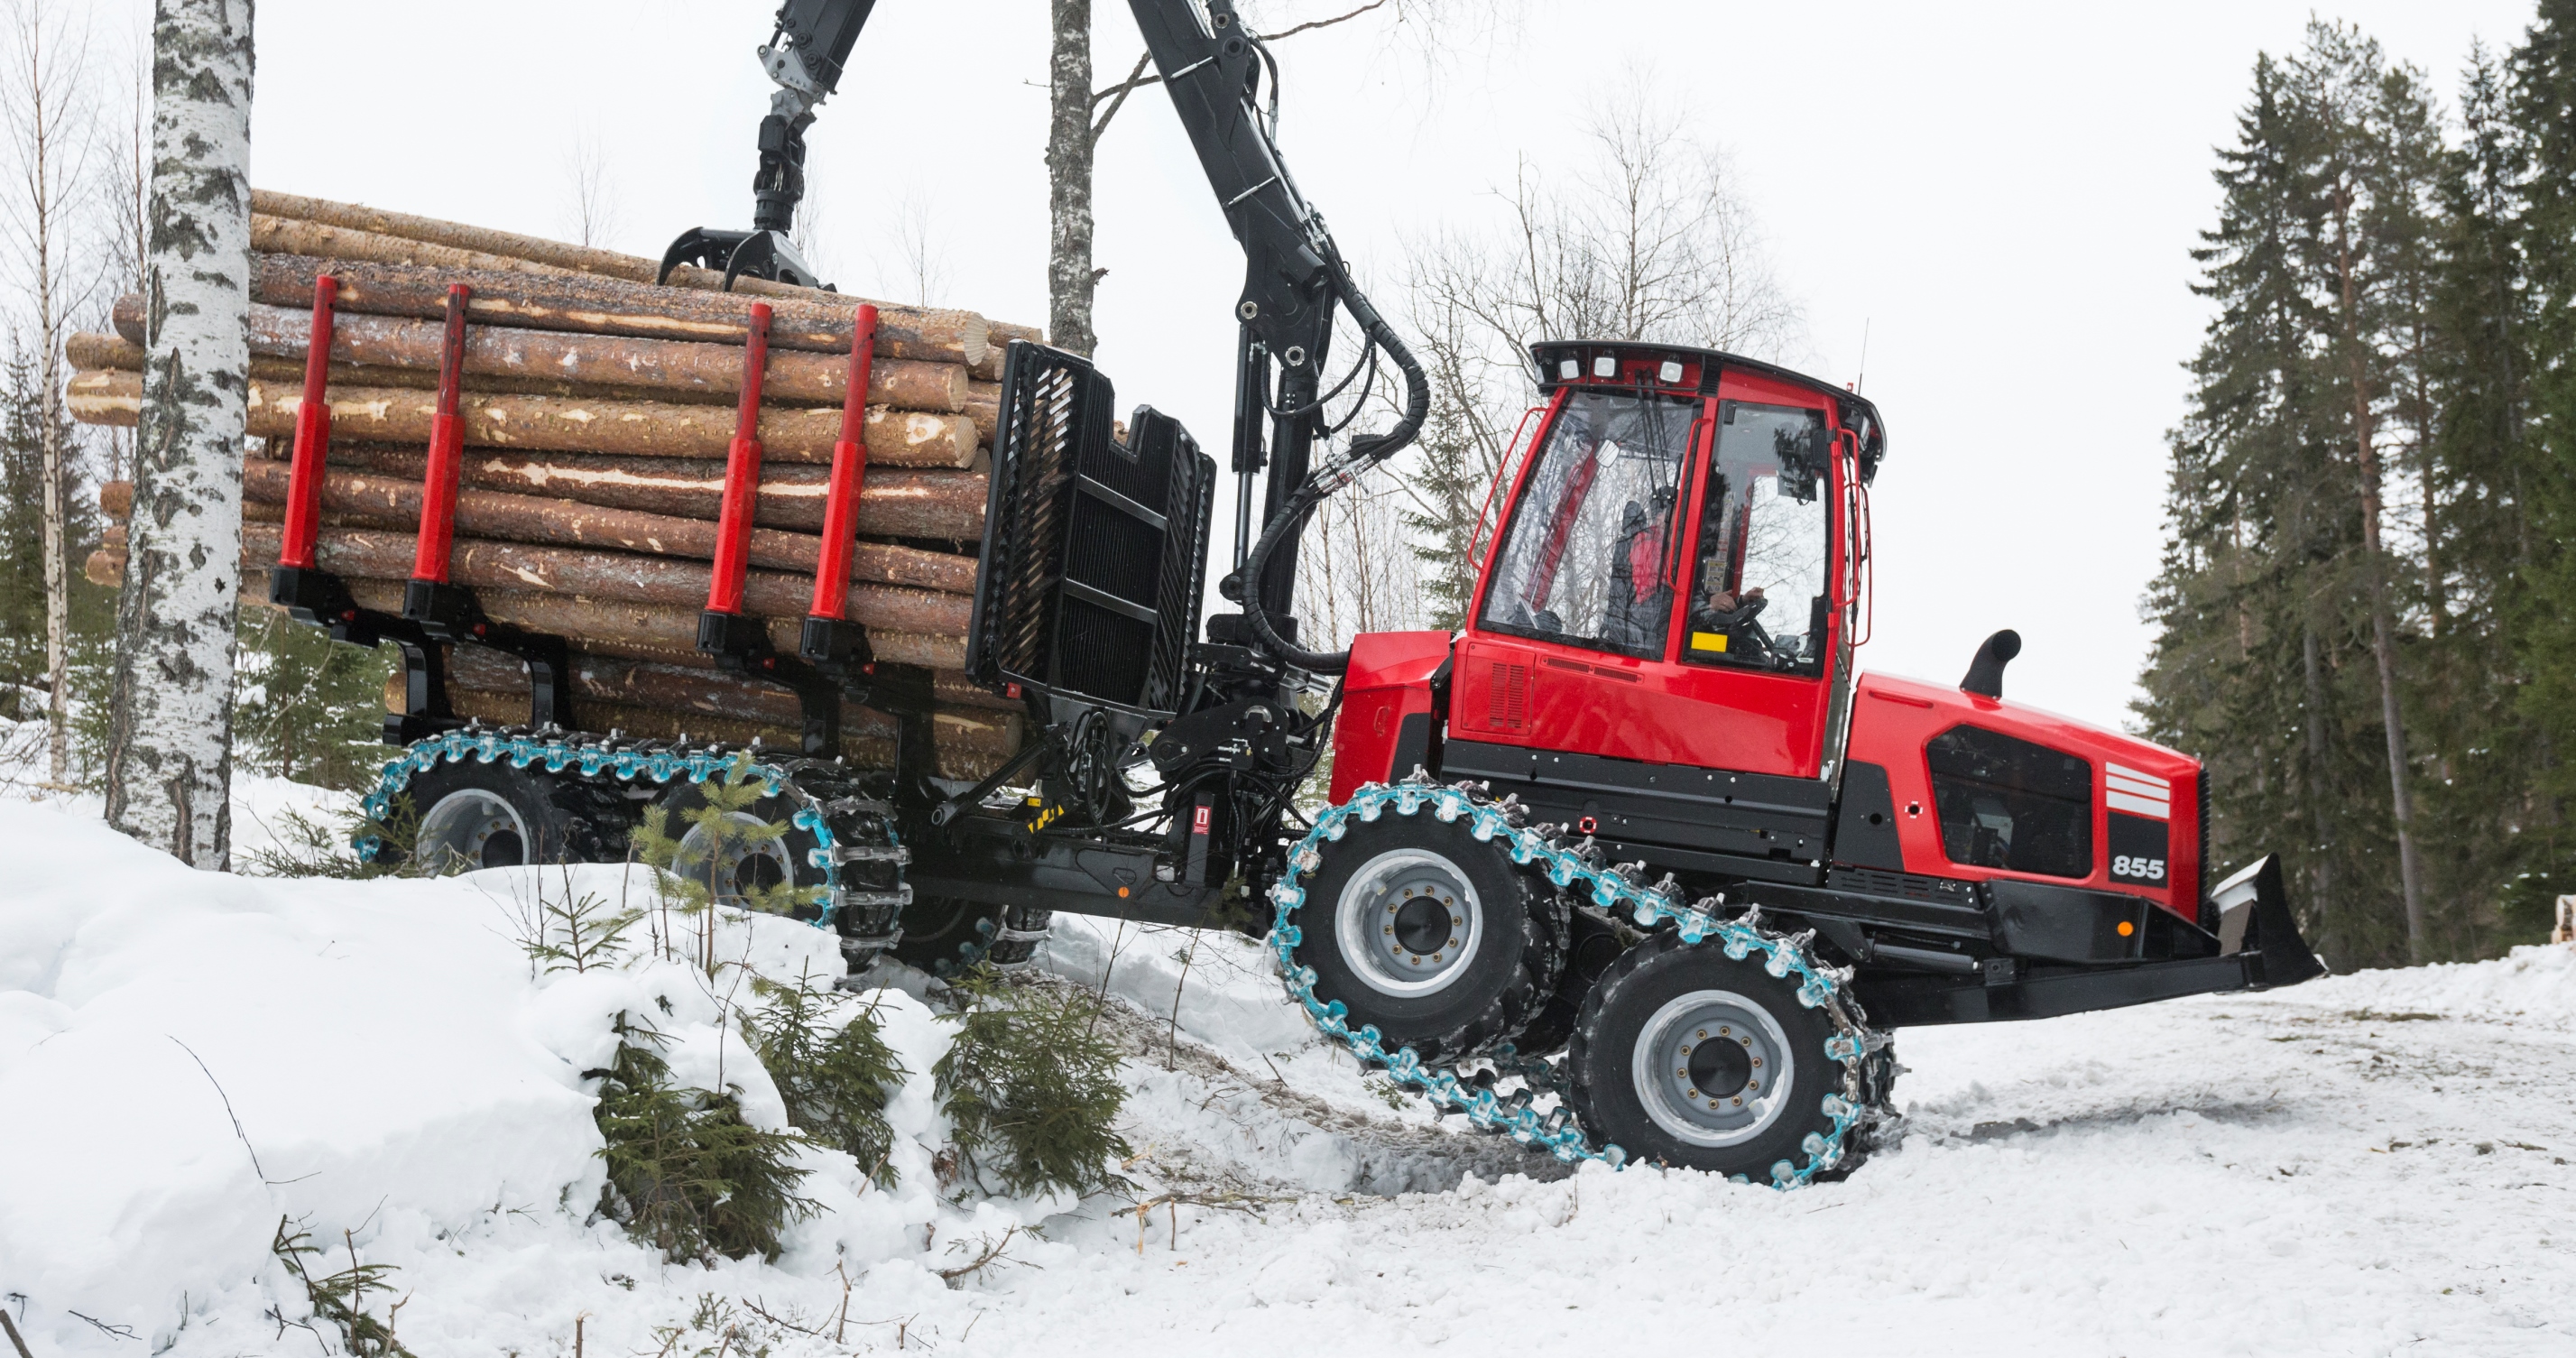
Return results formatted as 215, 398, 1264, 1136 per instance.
674, 811, 797, 907
418, 788, 531, 871
1686, 1030, 1753, 1099
1334, 847, 1483, 998
1631, 989, 1796, 1149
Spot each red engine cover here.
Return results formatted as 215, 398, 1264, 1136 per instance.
1843, 672, 2204, 920
1328, 631, 1454, 804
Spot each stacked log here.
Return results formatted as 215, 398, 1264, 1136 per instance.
75, 191, 1043, 774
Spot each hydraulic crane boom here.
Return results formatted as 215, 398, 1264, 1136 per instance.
665, 0, 1426, 672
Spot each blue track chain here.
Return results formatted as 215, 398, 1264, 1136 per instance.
355, 725, 909, 949
1269, 772, 1882, 1187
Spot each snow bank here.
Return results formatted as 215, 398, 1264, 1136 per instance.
0, 798, 985, 1354
2286, 945, 2576, 1027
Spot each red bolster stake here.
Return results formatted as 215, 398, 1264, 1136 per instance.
279, 275, 340, 571
410, 284, 474, 584
706, 302, 774, 616
809, 303, 880, 623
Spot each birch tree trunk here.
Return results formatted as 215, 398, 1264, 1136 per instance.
105, 0, 252, 869
1046, 0, 1096, 356
1, 0, 92, 788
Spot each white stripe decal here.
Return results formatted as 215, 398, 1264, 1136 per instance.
2105, 762, 2170, 789
2106, 774, 2172, 801
2107, 790, 2171, 819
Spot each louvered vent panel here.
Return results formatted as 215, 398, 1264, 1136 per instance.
1487, 661, 1529, 731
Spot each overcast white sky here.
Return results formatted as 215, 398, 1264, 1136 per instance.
141, 0, 2544, 734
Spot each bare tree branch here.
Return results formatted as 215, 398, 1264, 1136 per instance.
1090, 48, 1153, 138
1258, 0, 1391, 42
1090, 0, 1395, 136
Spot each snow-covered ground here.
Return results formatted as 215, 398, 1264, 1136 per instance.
2, 770, 2571, 1357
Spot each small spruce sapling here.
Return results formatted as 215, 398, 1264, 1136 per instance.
630, 754, 814, 975
742, 964, 907, 1187
589, 1010, 818, 1264
519, 870, 642, 976
934, 971, 1132, 1197
240, 795, 439, 881
270, 1218, 415, 1357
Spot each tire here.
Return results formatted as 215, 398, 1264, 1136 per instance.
891, 897, 1052, 975
650, 777, 829, 917
1291, 808, 1565, 1067
1567, 929, 1847, 1181
1510, 906, 1632, 1058
401, 757, 635, 872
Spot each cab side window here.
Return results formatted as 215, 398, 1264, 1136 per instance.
1478, 390, 1696, 659
1681, 402, 1831, 675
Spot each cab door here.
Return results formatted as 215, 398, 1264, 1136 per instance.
1452, 371, 1844, 781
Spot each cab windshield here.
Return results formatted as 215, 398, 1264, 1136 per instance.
1478, 390, 1696, 658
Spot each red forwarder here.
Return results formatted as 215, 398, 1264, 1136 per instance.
272, 0, 2322, 1183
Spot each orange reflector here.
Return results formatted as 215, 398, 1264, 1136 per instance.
2117, 920, 2135, 937
1118, 886, 1131, 898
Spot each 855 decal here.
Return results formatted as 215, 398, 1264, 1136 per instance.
2107, 812, 2169, 887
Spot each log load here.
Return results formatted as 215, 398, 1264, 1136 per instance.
71, 193, 1051, 762
88, 517, 974, 657
251, 189, 955, 311
69, 369, 978, 468
105, 298, 970, 411
262, 449, 988, 540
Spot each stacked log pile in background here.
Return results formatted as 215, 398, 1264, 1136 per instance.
75, 191, 1044, 778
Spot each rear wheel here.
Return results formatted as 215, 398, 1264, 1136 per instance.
403, 759, 632, 872
1567, 930, 1846, 1181
1291, 808, 1565, 1067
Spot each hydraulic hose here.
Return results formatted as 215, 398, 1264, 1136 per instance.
1238, 248, 1430, 674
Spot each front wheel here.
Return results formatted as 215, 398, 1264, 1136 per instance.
1288, 807, 1565, 1067
1567, 929, 1851, 1182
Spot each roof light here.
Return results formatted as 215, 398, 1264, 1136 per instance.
1558, 357, 1580, 381
1593, 355, 1617, 378
1658, 359, 1684, 383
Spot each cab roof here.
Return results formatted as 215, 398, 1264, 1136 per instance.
1527, 339, 1888, 482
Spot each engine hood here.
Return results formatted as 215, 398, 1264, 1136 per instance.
1842, 670, 2205, 918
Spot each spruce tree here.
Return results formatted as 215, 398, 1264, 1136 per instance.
2500, 0, 2576, 939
